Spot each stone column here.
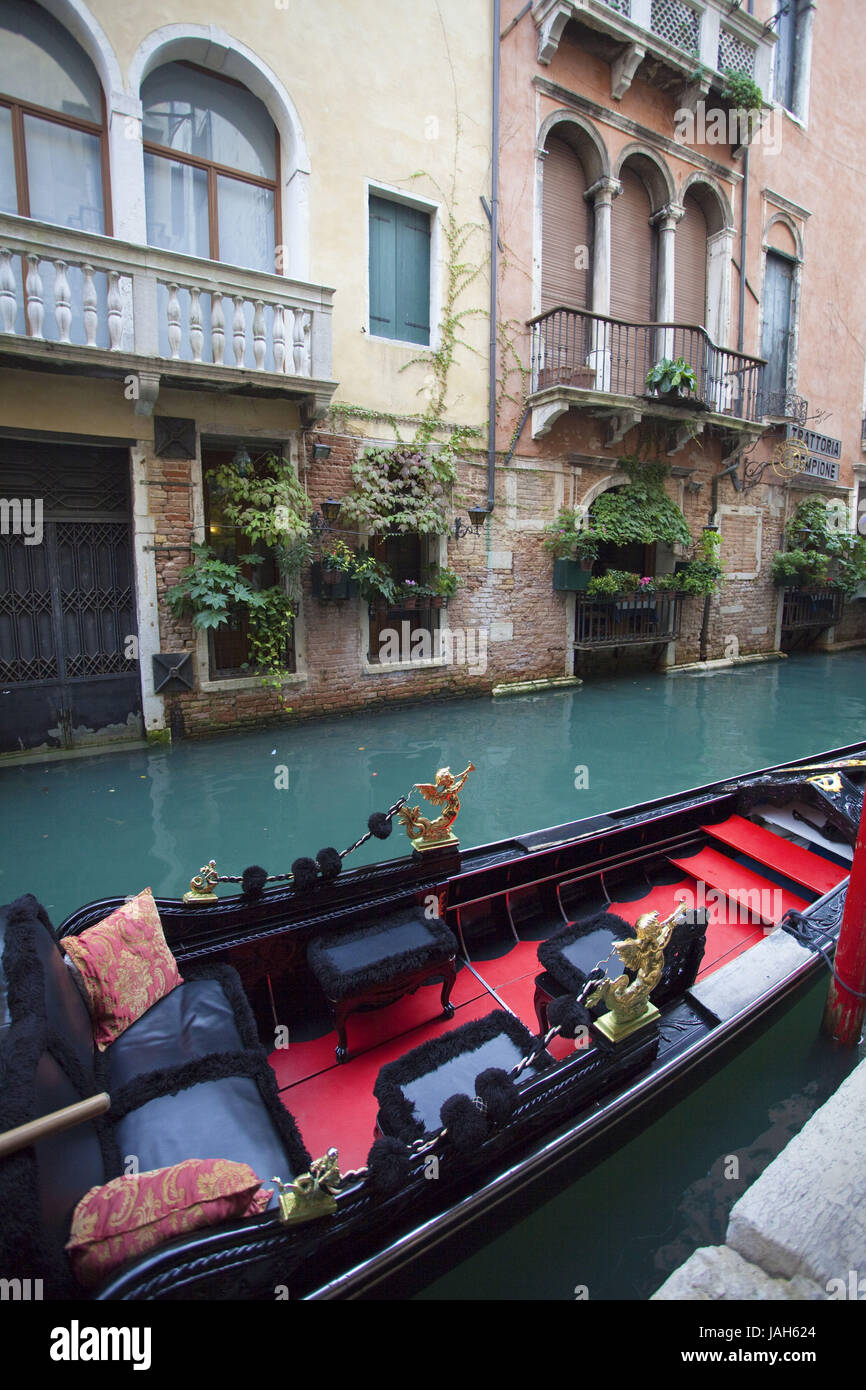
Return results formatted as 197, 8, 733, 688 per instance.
586, 176, 620, 390
652, 202, 684, 360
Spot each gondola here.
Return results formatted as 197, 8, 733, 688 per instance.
1, 741, 864, 1301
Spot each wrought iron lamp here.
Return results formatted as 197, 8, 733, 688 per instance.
454, 505, 489, 541
311, 497, 344, 536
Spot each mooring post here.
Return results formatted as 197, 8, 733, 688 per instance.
822, 788, 866, 1044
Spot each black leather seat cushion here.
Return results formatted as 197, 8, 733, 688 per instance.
107, 976, 246, 1091
115, 1069, 310, 1210
537, 912, 636, 995
308, 908, 457, 999
375, 1009, 548, 1141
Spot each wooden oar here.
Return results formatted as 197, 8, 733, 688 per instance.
0, 1093, 110, 1158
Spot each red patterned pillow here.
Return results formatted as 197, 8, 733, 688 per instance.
66, 1159, 272, 1289
60, 889, 183, 1050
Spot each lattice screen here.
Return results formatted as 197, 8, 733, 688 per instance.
600, 0, 631, 14
718, 29, 755, 77
651, 0, 700, 53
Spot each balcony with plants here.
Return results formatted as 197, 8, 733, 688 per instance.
773, 498, 866, 636
529, 308, 767, 440
544, 460, 724, 649
532, 0, 774, 114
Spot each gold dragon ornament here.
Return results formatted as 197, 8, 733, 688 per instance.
586, 903, 687, 1042
398, 763, 476, 851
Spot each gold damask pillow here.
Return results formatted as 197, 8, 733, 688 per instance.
60, 889, 183, 1050
66, 1159, 271, 1289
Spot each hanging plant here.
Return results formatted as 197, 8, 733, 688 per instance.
165, 545, 296, 707
206, 451, 312, 581
339, 445, 455, 535
588, 458, 693, 549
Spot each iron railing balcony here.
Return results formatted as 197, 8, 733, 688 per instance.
780, 588, 843, 632
528, 305, 766, 435
533, 0, 775, 104
0, 213, 336, 421
573, 590, 683, 649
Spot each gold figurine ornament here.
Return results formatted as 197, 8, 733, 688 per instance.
273, 1149, 342, 1226
183, 860, 219, 905
398, 762, 476, 851
586, 902, 687, 1042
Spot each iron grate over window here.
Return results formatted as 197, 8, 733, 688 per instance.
651, 0, 700, 53
718, 28, 756, 78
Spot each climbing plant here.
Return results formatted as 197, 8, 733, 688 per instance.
588, 457, 693, 549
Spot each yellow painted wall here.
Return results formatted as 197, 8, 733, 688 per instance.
80, 0, 493, 434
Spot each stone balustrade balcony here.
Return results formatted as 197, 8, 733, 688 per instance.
0, 214, 336, 421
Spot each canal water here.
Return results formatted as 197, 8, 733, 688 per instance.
1, 649, 865, 1298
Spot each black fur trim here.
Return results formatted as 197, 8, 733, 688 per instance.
537, 912, 636, 995
2, 900, 49, 1025
475, 1067, 520, 1124
374, 1009, 545, 1141
368, 812, 392, 840
307, 908, 456, 1001
291, 857, 320, 892
316, 847, 342, 882
242, 865, 268, 898
547, 997, 593, 1039
440, 1093, 489, 1151
365, 1136, 412, 1197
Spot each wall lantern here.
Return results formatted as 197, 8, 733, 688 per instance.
454, 505, 489, 541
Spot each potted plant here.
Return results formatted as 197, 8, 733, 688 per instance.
645, 356, 699, 402
313, 539, 362, 600
771, 549, 831, 590
427, 565, 460, 608
587, 570, 641, 599
402, 579, 419, 610
543, 508, 599, 591
356, 557, 398, 615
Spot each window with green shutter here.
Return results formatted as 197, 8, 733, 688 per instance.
369, 195, 431, 345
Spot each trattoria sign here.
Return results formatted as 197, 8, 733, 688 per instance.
786, 425, 841, 482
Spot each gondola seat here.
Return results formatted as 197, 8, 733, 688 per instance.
374, 1008, 551, 1142
534, 908, 708, 1031
307, 906, 458, 1062
0, 894, 310, 1298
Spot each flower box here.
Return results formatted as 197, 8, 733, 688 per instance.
553, 559, 592, 592
311, 564, 359, 601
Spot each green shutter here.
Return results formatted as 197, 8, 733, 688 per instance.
369, 196, 430, 344
369, 196, 396, 336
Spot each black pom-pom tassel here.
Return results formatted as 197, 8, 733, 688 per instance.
547, 996, 593, 1039
366, 1136, 412, 1197
440, 1093, 489, 1152
368, 811, 393, 840
475, 1067, 519, 1125
316, 847, 342, 881
241, 865, 268, 898
291, 856, 320, 892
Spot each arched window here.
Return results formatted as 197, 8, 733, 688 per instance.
541, 134, 589, 314
0, 0, 109, 233
141, 61, 279, 273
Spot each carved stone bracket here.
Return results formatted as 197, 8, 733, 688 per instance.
605, 408, 642, 447
133, 370, 161, 418
612, 42, 645, 100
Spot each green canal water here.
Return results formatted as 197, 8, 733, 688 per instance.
1, 649, 865, 1299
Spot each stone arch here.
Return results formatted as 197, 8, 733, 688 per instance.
537, 109, 609, 187
613, 143, 676, 214
678, 172, 734, 236
128, 25, 311, 278
579, 470, 630, 513
763, 211, 803, 262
